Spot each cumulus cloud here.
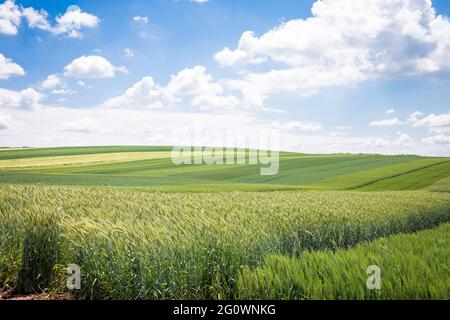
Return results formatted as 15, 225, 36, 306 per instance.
215, 0, 450, 106
41, 74, 64, 89
64, 55, 127, 79
0, 52, 25, 79
410, 112, 450, 128
0, 1, 99, 38
421, 134, 450, 145
363, 131, 413, 149
0, 87, 43, 110
407, 111, 424, 123
52, 6, 100, 38
191, 0, 209, 3
0, 0, 21, 35
102, 76, 162, 109
102, 66, 240, 111
40, 74, 78, 95
22, 7, 52, 31
369, 118, 403, 127
395, 131, 413, 146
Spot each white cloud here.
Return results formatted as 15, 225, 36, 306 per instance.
395, 131, 413, 146
2, 104, 449, 156
362, 131, 413, 149
422, 134, 450, 145
41, 74, 64, 89
0, 0, 21, 35
407, 111, 424, 123
214, 32, 268, 67
191, 0, 209, 4
133, 16, 148, 24
22, 7, 52, 31
102, 76, 163, 109
64, 55, 127, 79
124, 48, 134, 58
0, 2, 99, 38
191, 94, 239, 111
0, 87, 43, 110
165, 66, 238, 109
0, 112, 12, 130
385, 108, 395, 114
216, 0, 450, 106
0, 52, 25, 79
102, 66, 240, 111
369, 118, 403, 127
41, 74, 77, 95
52, 6, 99, 38
115, 65, 129, 74
410, 112, 450, 128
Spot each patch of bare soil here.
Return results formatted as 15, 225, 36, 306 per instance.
0, 288, 74, 300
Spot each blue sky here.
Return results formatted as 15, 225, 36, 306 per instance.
1, 0, 450, 155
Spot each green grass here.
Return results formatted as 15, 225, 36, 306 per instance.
310, 158, 450, 190
358, 160, 450, 191
237, 223, 450, 300
1, 146, 448, 191
1, 185, 449, 299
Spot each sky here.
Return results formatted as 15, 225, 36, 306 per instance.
1, 0, 450, 156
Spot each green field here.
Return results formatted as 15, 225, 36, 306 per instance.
237, 223, 450, 300
0, 146, 449, 191
0, 146, 449, 300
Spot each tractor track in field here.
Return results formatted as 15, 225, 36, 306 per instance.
350, 160, 450, 190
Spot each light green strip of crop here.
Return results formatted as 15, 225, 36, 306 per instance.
0, 148, 31, 151
0, 152, 172, 169
309, 158, 450, 190
0, 146, 174, 160
237, 223, 450, 300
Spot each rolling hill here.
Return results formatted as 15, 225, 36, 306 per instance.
0, 146, 449, 192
